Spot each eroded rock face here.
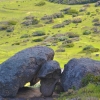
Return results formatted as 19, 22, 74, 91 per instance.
38, 61, 61, 97
61, 58, 100, 91
0, 46, 54, 97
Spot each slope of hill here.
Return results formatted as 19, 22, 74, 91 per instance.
0, 0, 100, 68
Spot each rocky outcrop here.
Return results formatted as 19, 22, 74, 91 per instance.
1, 45, 100, 99
95, 1, 100, 6
0, 46, 54, 97
38, 60, 61, 97
61, 58, 100, 91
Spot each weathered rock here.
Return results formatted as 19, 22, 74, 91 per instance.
61, 58, 100, 91
0, 46, 54, 97
38, 61, 61, 97
95, 1, 100, 7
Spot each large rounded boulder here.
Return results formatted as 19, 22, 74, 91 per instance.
38, 60, 61, 97
0, 46, 54, 97
61, 58, 100, 91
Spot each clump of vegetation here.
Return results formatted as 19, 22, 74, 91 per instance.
93, 21, 100, 26
0, 25, 8, 30
61, 43, 74, 48
62, 40, 72, 44
62, 19, 71, 25
41, 15, 52, 20
82, 73, 100, 87
35, 1, 46, 6
92, 18, 99, 22
72, 18, 82, 23
20, 34, 30, 38
6, 26, 14, 32
32, 19, 39, 25
91, 27, 100, 33
22, 18, 39, 26
24, 16, 34, 20
8, 20, 17, 25
60, 7, 71, 12
67, 32, 79, 38
83, 30, 91, 35
56, 48, 65, 52
45, 19, 54, 24
86, 12, 91, 15
58, 36, 67, 41
32, 31, 45, 36
72, 14, 78, 17
65, 43, 74, 48
53, 13, 64, 18
52, 24, 65, 28
82, 45, 99, 53
32, 38, 43, 42
22, 20, 32, 26
64, 9, 79, 15
41, 13, 64, 20
79, 7, 86, 12
12, 42, 20, 46
58, 83, 100, 99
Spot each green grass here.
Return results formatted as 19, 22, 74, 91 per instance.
0, 0, 100, 68
58, 83, 100, 100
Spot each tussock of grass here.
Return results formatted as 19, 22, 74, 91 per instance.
58, 83, 100, 100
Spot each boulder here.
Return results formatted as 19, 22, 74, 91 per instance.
0, 46, 54, 97
61, 58, 100, 91
38, 60, 61, 97
95, 1, 100, 7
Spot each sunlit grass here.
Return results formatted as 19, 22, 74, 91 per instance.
0, 0, 100, 69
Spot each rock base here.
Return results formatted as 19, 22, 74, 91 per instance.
0, 87, 58, 100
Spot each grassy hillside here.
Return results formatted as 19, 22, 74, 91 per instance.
0, 0, 100, 68
58, 83, 100, 99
